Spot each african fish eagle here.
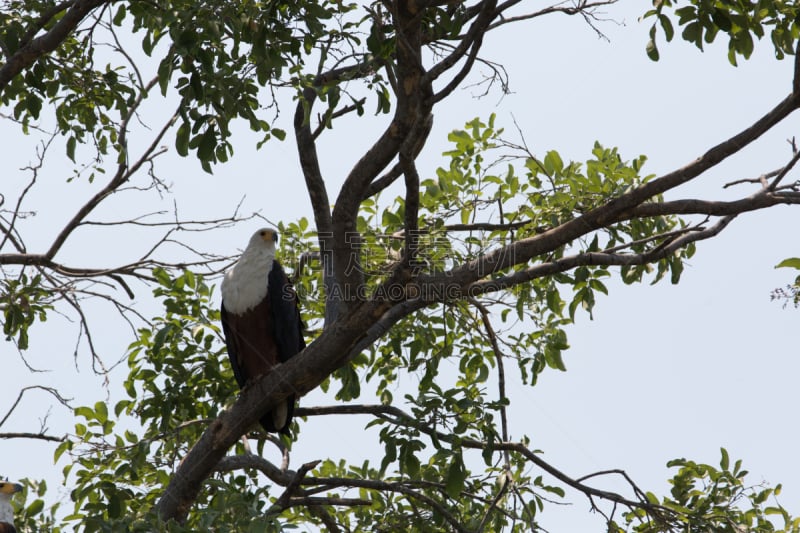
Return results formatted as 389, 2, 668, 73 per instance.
220, 228, 305, 435
0, 480, 22, 533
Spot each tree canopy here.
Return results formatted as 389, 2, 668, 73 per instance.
2, 0, 800, 531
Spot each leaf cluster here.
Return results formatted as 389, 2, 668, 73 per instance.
644, 0, 800, 64
1, 272, 53, 350
616, 449, 799, 532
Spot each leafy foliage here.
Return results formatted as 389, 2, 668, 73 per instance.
1, 273, 53, 350
31, 115, 779, 531
47, 266, 320, 532
644, 0, 800, 64
2, 0, 799, 531
616, 449, 800, 532
7, 479, 61, 533
0, 0, 355, 171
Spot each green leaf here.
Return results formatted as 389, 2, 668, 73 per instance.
711, 9, 732, 33
107, 493, 121, 518
197, 128, 216, 162
775, 257, 800, 270
176, 121, 190, 156
646, 38, 660, 61
659, 14, 674, 41
682, 21, 702, 48
544, 346, 567, 371
94, 401, 108, 423
445, 456, 467, 498
112, 4, 127, 26
543, 150, 563, 175
25, 498, 44, 516
53, 439, 73, 463
75, 406, 94, 421
401, 446, 420, 478
66, 136, 77, 162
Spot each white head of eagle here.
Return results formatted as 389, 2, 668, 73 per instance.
220, 228, 305, 435
221, 228, 278, 314
0, 480, 22, 533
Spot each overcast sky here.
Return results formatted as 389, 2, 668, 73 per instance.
3, 1, 800, 530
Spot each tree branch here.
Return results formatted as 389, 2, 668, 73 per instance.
268, 460, 320, 514
626, 189, 800, 218
295, 403, 676, 524
432, 89, 800, 290
309, 475, 470, 533
0, 432, 66, 443
361, 113, 434, 200
488, 0, 619, 32
44, 77, 170, 261
0, 385, 71, 429
467, 297, 510, 443
330, 1, 435, 305
294, 60, 381, 324
466, 216, 735, 296
425, 0, 497, 84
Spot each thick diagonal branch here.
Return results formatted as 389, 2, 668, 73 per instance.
435, 91, 800, 290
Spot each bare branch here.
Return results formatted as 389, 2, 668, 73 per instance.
310, 475, 470, 532
44, 76, 169, 261
467, 297, 510, 443
768, 142, 800, 191
288, 496, 370, 507
431, 21, 486, 103
0, 385, 71, 429
627, 190, 800, 218
0, 135, 55, 253
311, 98, 367, 140
0, 432, 66, 443
476, 477, 510, 533
793, 37, 800, 94
488, 0, 619, 33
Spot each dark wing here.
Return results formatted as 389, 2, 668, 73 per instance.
0, 523, 17, 533
268, 259, 306, 361
220, 296, 280, 389
219, 261, 303, 435
220, 302, 247, 389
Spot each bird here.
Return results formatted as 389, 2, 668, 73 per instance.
0, 480, 22, 533
220, 228, 306, 435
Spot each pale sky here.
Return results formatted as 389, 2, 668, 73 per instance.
3, 2, 799, 531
